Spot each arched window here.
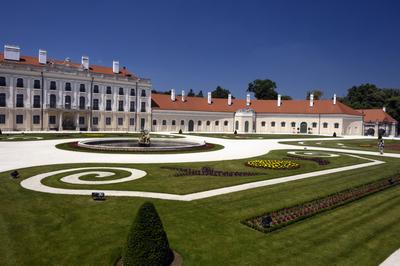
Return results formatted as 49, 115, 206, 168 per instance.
79, 96, 85, 109
334, 123, 339, 128
50, 94, 57, 108
271, 121, 276, 127
261, 121, 266, 127
206, 121, 210, 126
153, 120, 157, 126
323, 122, 328, 128
224, 120, 229, 126
172, 120, 176, 126
198, 120, 202, 126
16, 78, 24, 88
235, 121, 239, 130
281, 122, 286, 127
162, 120, 167, 126
291, 122, 296, 127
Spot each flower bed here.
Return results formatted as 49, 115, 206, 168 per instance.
244, 176, 400, 233
161, 166, 261, 177
286, 154, 330, 165
245, 160, 300, 170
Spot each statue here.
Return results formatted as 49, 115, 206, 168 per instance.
138, 129, 151, 147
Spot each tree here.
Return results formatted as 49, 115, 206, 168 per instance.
281, 95, 292, 100
123, 202, 173, 266
196, 90, 204, 98
342, 83, 385, 109
247, 79, 278, 99
211, 86, 232, 98
187, 89, 195, 97
306, 90, 323, 100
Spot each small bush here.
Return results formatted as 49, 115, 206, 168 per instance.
123, 202, 173, 266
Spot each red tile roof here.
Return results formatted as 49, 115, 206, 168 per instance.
0, 53, 138, 79
152, 93, 362, 115
357, 109, 397, 123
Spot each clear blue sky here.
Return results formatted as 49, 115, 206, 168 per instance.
2, 0, 400, 99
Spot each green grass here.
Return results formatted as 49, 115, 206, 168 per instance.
185, 133, 333, 139
0, 154, 400, 265
282, 138, 400, 153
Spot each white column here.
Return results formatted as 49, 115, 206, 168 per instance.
58, 112, 63, 131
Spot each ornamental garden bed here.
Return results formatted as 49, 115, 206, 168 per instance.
245, 160, 300, 170
285, 154, 330, 165
244, 176, 400, 233
161, 166, 262, 177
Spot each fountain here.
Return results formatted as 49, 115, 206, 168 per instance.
138, 130, 151, 147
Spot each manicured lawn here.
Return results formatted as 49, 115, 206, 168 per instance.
185, 133, 333, 139
282, 138, 400, 153
0, 154, 399, 265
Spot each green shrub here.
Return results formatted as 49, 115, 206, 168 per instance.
123, 202, 173, 266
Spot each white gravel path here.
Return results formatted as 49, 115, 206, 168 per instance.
380, 249, 400, 266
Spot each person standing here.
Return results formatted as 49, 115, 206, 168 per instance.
378, 138, 385, 154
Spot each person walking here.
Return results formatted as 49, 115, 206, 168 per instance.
378, 138, 385, 154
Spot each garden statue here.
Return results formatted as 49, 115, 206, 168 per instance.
138, 130, 151, 147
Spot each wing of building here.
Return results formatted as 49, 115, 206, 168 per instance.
357, 108, 398, 137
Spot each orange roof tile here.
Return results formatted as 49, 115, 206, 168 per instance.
357, 109, 397, 123
152, 93, 362, 115
0, 53, 138, 79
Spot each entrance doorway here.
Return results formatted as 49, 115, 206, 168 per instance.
244, 121, 249, 133
300, 122, 307, 134
62, 113, 75, 130
188, 120, 194, 132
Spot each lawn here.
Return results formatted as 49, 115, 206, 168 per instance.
0, 154, 399, 265
282, 138, 400, 153
184, 133, 333, 139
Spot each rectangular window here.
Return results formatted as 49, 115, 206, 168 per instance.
33, 95, 41, 108
106, 117, 111, 125
0, 77, 6, 86
80, 84, 85, 92
271, 121, 276, 127
215, 121, 219, 126
93, 99, 99, 110
50, 81, 57, 90
16, 78, 24, 88
49, 115, 56, 124
261, 121, 266, 127
118, 100, 124, 111
130, 101, 135, 112
16, 94, 24, 107
106, 100, 112, 111
140, 118, 145, 129
33, 115, 40, 124
16, 115, 23, 124
92, 117, 99, 125
141, 90, 146, 97
334, 123, 339, 129
79, 116, 85, 125
0, 114, 5, 124
130, 89, 135, 96
119, 87, 124, 95
323, 123, 328, 128
141, 102, 146, 112
312, 122, 317, 128
129, 118, 135, 125
65, 82, 72, 91
106, 86, 112, 94
33, 80, 41, 89
118, 117, 123, 125
93, 85, 99, 93
0, 93, 6, 107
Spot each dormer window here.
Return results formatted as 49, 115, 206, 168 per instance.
16, 78, 24, 88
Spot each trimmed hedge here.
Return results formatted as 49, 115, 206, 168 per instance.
123, 202, 173, 266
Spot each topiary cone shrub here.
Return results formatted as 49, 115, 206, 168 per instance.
178, 129, 182, 134
123, 202, 173, 266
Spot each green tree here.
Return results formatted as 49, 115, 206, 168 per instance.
247, 79, 278, 99
281, 95, 292, 100
342, 83, 385, 109
196, 90, 204, 98
187, 89, 195, 97
306, 90, 323, 100
211, 86, 232, 98
123, 202, 173, 266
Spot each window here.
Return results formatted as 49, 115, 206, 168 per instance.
33, 95, 41, 108
106, 100, 112, 111
235, 121, 239, 130
106, 117, 111, 125
106, 86, 112, 94
79, 96, 85, 110
118, 100, 124, 111
65, 82, 71, 91
49, 115, 56, 124
50, 94, 56, 108
291, 122, 296, 127
34, 80, 41, 89
172, 120, 176, 126
224, 120, 228, 126
0, 93, 6, 107
129, 118, 135, 125
323, 122, 328, 128
93, 85, 99, 93
130, 89, 135, 96
79, 84, 85, 92
153, 120, 157, 126
334, 123, 339, 129
118, 117, 123, 125
162, 120, 167, 126
0, 77, 6, 86
33, 115, 40, 124
92, 117, 99, 125
261, 121, 266, 127
130, 101, 135, 112
16, 115, 23, 124
181, 120, 185, 125
65, 95, 71, 109
79, 116, 85, 125
206, 121, 210, 126
198, 121, 202, 126
16, 94, 24, 107
16, 78, 24, 88
312, 122, 317, 128
141, 89, 146, 97
50, 81, 56, 90
93, 99, 99, 110
119, 87, 124, 95
140, 118, 145, 129
215, 121, 219, 126
281, 122, 286, 127
141, 102, 146, 112
271, 121, 276, 127
0, 114, 5, 124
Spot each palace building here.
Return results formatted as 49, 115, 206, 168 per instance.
0, 45, 398, 136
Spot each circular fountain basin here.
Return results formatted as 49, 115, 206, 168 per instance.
77, 138, 206, 152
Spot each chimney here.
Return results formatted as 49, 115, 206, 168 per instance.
38, 49, 47, 64
81, 56, 89, 70
112, 60, 119, 74
228, 93, 232, 106
4, 44, 20, 61
383, 106, 386, 112
246, 93, 251, 106
309, 93, 314, 107
171, 89, 176, 101
277, 94, 282, 107
181, 90, 186, 102
333, 93, 337, 105
207, 92, 212, 104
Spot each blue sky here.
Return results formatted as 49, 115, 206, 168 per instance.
2, 0, 400, 99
